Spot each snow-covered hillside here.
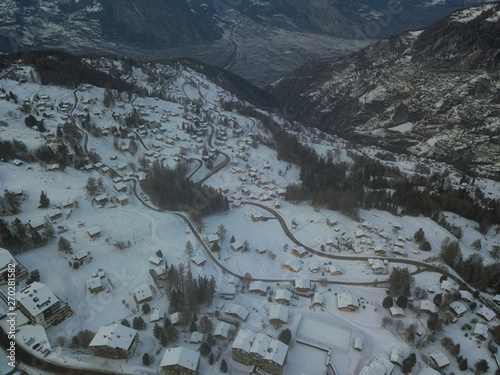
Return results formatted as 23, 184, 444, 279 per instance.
0, 55, 499, 375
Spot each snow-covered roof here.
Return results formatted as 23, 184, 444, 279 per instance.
170, 312, 181, 325
205, 234, 218, 243
474, 323, 488, 338
313, 292, 324, 305
264, 339, 288, 366
308, 262, 319, 272
390, 306, 405, 317
275, 289, 291, 302
191, 255, 206, 266
295, 278, 311, 290
494, 294, 500, 304
86, 277, 102, 290
450, 301, 467, 316
149, 256, 163, 266
441, 280, 452, 291
48, 208, 61, 218
284, 259, 302, 272
190, 331, 204, 344
477, 306, 496, 321
17, 282, 59, 317
94, 193, 108, 202
224, 304, 249, 321
292, 246, 307, 256
249, 281, 268, 294
89, 324, 137, 350
326, 264, 339, 274
459, 290, 473, 302
72, 251, 87, 260
133, 284, 152, 302
87, 226, 101, 237
160, 347, 200, 371
269, 304, 289, 324
250, 333, 273, 357
429, 351, 450, 368
232, 329, 256, 353
337, 293, 359, 310
220, 284, 237, 297
150, 308, 163, 322
420, 300, 436, 313
0, 248, 16, 273
214, 321, 232, 338
231, 240, 245, 250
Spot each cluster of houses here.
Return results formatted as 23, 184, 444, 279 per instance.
232, 329, 289, 375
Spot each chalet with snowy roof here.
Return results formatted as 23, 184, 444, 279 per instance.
161, 347, 200, 375
149, 255, 163, 266
191, 255, 206, 267
283, 259, 302, 273
292, 246, 307, 258
48, 208, 62, 221
214, 321, 232, 339
355, 230, 366, 238
312, 292, 324, 307
269, 304, 289, 325
89, 324, 138, 359
494, 294, 500, 305
220, 284, 237, 300
133, 283, 152, 304
250, 333, 273, 367
368, 258, 385, 274
449, 301, 467, 317
474, 323, 488, 340
275, 289, 291, 305
86, 277, 103, 293
93, 194, 108, 205
0, 248, 28, 284
308, 262, 320, 273
16, 282, 71, 328
420, 300, 437, 314
477, 306, 496, 322
232, 330, 257, 365
294, 278, 312, 293
87, 226, 101, 239
239, 277, 265, 296
29, 217, 46, 231
230, 241, 245, 252
205, 234, 218, 245
459, 290, 473, 303
190, 332, 204, 344
170, 312, 182, 325
429, 351, 450, 370
150, 308, 163, 323
337, 293, 359, 312
358, 357, 394, 375
440, 280, 452, 292
390, 348, 403, 366
325, 264, 341, 275
224, 304, 249, 321
390, 306, 405, 318
117, 194, 128, 205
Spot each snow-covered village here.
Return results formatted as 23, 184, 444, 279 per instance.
0, 44, 500, 375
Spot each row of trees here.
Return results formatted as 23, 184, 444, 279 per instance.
273, 132, 500, 230
0, 218, 54, 253
441, 237, 500, 291
163, 263, 217, 317
141, 161, 229, 223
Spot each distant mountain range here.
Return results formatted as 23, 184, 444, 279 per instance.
0, 0, 486, 86
271, 2, 500, 177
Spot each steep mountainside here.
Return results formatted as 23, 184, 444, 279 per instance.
0, 0, 222, 53
271, 2, 500, 177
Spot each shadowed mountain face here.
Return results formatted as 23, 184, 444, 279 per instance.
271, 2, 500, 175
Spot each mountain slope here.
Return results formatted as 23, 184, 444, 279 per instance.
271, 2, 500, 177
